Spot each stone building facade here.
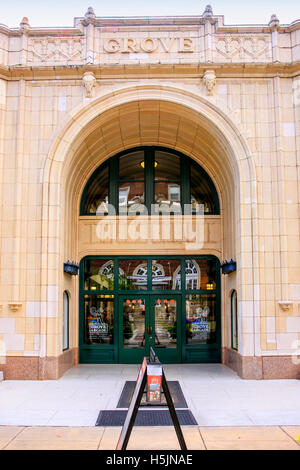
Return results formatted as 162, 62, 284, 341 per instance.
0, 6, 300, 379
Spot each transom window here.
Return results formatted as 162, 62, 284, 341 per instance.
80, 147, 220, 215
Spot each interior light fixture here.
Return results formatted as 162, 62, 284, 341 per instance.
140, 161, 158, 168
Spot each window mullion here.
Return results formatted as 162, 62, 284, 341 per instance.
145, 147, 154, 214
181, 156, 190, 214
109, 157, 119, 215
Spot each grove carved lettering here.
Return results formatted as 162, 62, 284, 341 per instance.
102, 37, 194, 53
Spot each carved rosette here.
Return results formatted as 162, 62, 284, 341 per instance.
82, 72, 96, 98
203, 70, 216, 96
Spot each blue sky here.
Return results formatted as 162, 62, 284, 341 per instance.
0, 0, 299, 28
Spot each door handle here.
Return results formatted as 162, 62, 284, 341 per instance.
148, 326, 153, 335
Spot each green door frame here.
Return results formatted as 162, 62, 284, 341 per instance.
79, 255, 221, 364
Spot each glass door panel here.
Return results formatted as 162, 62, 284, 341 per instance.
154, 298, 177, 349
83, 295, 114, 345
185, 294, 217, 345
119, 296, 149, 363
151, 296, 181, 363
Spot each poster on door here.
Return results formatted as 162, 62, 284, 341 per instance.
87, 306, 109, 342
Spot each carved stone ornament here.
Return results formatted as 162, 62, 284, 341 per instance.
278, 301, 293, 311
20, 17, 30, 32
82, 71, 96, 97
83, 7, 96, 25
203, 5, 213, 19
203, 5, 215, 24
8, 303, 22, 312
269, 14, 280, 31
203, 70, 216, 96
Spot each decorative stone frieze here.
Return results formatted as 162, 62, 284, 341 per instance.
82, 71, 96, 97
215, 35, 271, 61
203, 70, 216, 96
0, 11, 297, 67
28, 37, 84, 64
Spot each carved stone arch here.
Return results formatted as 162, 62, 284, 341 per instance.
42, 84, 259, 358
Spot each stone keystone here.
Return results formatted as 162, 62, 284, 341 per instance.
203, 70, 216, 96
82, 71, 96, 98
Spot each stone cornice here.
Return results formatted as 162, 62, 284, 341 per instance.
0, 16, 300, 36
0, 61, 299, 81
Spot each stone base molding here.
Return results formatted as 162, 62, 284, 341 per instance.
0, 348, 78, 380
223, 348, 300, 380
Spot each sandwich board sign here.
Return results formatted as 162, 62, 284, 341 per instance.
116, 348, 187, 451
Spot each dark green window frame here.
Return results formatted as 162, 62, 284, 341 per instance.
79, 255, 222, 364
231, 290, 238, 351
63, 290, 70, 351
80, 146, 220, 216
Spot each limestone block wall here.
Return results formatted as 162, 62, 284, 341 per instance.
0, 10, 299, 378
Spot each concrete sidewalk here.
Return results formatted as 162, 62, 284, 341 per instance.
0, 426, 299, 450
1, 364, 300, 427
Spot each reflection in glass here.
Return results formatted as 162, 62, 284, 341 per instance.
184, 259, 217, 290
119, 182, 145, 214
151, 259, 181, 290
155, 151, 180, 181
154, 151, 181, 213
154, 182, 181, 213
84, 259, 114, 290
154, 299, 177, 349
84, 295, 114, 345
119, 151, 145, 180
82, 165, 109, 214
186, 294, 217, 345
118, 260, 148, 290
123, 298, 146, 348
173, 259, 201, 290
190, 163, 217, 214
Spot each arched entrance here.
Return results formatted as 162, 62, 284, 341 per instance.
42, 84, 257, 370
79, 146, 221, 363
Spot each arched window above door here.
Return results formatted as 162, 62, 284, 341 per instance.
80, 147, 220, 215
